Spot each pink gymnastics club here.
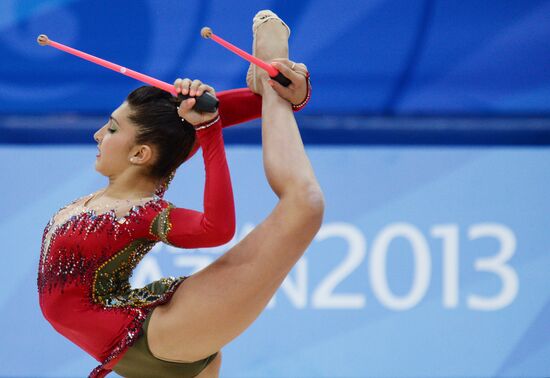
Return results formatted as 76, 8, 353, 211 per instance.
36, 34, 218, 112
200, 27, 291, 87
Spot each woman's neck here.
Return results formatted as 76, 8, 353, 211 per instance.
103, 173, 160, 200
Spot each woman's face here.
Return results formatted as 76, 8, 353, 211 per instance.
93, 102, 150, 177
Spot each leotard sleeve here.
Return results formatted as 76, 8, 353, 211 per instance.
149, 117, 235, 248
181, 88, 262, 162
217, 88, 262, 127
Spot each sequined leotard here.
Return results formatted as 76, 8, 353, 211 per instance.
37, 88, 263, 378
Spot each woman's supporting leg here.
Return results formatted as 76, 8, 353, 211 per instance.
147, 14, 324, 364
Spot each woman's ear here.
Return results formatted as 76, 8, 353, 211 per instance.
130, 144, 155, 165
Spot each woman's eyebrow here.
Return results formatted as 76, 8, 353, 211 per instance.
109, 116, 121, 127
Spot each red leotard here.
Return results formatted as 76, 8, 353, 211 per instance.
37, 88, 262, 377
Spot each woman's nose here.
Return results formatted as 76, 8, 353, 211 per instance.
94, 124, 106, 143
93, 130, 102, 144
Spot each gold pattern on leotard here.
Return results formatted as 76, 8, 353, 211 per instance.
149, 203, 175, 246
92, 238, 183, 307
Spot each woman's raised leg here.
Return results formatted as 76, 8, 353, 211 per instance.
147, 13, 324, 364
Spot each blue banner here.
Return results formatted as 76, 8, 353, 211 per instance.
1, 0, 549, 115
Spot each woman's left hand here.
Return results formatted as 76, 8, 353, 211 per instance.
268, 59, 310, 106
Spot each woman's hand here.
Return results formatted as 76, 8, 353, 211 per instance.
267, 59, 310, 106
174, 78, 219, 126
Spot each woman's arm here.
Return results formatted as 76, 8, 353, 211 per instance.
150, 79, 235, 248
217, 88, 262, 127
150, 117, 235, 248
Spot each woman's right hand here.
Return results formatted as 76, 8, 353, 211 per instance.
174, 78, 219, 126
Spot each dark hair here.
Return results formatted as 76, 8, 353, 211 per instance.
126, 86, 195, 181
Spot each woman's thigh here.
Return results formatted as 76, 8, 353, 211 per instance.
195, 352, 221, 378
148, 196, 319, 362
113, 309, 219, 378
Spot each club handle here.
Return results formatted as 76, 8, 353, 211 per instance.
271, 71, 291, 87
178, 91, 219, 113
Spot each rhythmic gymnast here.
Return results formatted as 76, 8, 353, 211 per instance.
37, 10, 321, 377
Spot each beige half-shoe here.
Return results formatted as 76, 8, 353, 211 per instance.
246, 10, 291, 94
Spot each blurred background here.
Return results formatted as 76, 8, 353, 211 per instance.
1, 0, 549, 377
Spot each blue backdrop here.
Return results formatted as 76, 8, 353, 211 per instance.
2, 1, 550, 377
1, 0, 549, 115
1, 144, 549, 377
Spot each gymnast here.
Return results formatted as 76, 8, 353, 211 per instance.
37, 10, 321, 377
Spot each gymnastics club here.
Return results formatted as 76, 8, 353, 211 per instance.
200, 27, 291, 87
36, 34, 219, 113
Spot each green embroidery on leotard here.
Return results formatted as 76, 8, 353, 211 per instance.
149, 204, 175, 246
92, 239, 181, 307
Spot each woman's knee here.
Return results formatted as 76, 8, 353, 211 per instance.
289, 184, 325, 228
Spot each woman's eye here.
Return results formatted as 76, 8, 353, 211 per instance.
108, 128, 116, 133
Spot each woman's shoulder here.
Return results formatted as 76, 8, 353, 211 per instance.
73, 190, 101, 204
136, 197, 177, 231
146, 196, 174, 214
57, 190, 98, 213
44, 190, 100, 230
130, 196, 172, 219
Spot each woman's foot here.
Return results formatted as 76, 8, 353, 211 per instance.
246, 10, 290, 95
